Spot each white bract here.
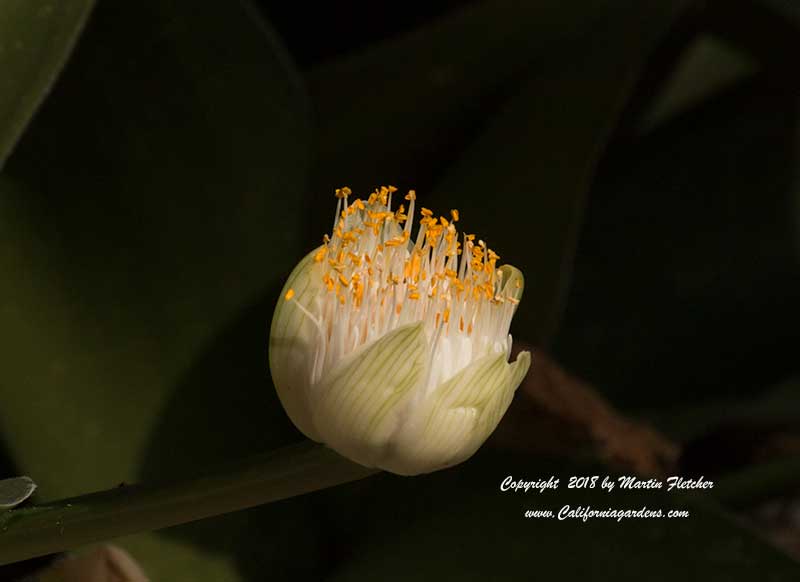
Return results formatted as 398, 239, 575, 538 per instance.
269, 186, 531, 475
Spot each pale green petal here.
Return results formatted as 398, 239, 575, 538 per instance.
390, 350, 522, 475
499, 264, 524, 302
508, 350, 531, 392
312, 322, 428, 469
269, 247, 324, 441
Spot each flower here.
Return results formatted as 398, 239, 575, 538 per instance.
269, 186, 531, 475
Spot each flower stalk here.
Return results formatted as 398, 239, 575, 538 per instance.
0, 441, 377, 566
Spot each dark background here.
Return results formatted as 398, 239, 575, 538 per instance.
0, 0, 798, 580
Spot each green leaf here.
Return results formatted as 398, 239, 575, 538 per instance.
0, 0, 310, 498
306, 0, 632, 234
0, 0, 94, 168
713, 0, 800, 65
637, 35, 758, 133
0, 0, 310, 576
553, 77, 800, 406
762, 0, 800, 22
426, 0, 690, 344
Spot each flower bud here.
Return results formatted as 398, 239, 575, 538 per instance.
269, 186, 530, 475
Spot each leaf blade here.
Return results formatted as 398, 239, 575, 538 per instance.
0, 0, 95, 167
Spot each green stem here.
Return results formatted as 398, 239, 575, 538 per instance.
0, 441, 378, 566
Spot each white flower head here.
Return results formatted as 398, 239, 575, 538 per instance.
270, 186, 531, 475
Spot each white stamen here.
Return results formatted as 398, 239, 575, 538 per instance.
291, 187, 520, 390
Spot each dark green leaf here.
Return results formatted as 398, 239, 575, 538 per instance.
307, 0, 626, 234
426, 0, 690, 344
638, 35, 758, 133
0, 0, 310, 576
0, 0, 94, 167
759, 0, 800, 23
554, 78, 800, 406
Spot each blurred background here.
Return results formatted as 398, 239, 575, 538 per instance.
0, 0, 799, 579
